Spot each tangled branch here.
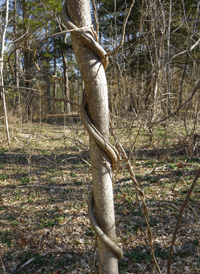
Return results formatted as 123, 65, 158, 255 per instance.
167, 168, 200, 274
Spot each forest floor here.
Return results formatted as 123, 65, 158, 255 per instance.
0, 117, 200, 274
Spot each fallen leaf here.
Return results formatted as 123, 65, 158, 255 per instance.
122, 208, 130, 215
18, 237, 28, 247
121, 194, 127, 201
177, 163, 183, 168
52, 271, 59, 274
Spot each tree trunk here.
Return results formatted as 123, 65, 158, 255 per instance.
62, 52, 71, 114
43, 56, 51, 114
61, 1, 121, 273
13, 0, 21, 118
46, 75, 51, 114
23, 0, 33, 121
0, 0, 10, 145
53, 42, 57, 114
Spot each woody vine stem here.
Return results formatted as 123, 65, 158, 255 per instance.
61, 0, 123, 260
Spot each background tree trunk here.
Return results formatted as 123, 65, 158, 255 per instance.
13, 0, 21, 118
53, 41, 57, 114
0, 0, 10, 145
62, 0, 120, 273
62, 52, 71, 114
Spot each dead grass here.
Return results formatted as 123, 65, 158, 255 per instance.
0, 119, 200, 274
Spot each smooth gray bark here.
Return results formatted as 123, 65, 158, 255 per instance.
0, 0, 10, 145
63, 0, 119, 273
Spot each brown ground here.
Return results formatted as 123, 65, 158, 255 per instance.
0, 119, 199, 274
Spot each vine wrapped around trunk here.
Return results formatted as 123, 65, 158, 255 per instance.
61, 1, 122, 273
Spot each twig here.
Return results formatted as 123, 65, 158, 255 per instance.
150, 79, 200, 127
33, 26, 93, 78
0, 256, 7, 274
167, 168, 200, 274
110, 123, 162, 274
146, 164, 158, 175
162, 202, 180, 212
3, 85, 79, 107
91, 0, 99, 39
15, 257, 39, 272
128, 123, 142, 161
168, 37, 200, 64
63, 135, 89, 150
106, 0, 136, 57
7, 47, 33, 75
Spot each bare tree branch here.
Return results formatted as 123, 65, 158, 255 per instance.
167, 168, 200, 274
106, 0, 136, 57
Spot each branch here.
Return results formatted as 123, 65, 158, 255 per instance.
150, 79, 200, 127
167, 168, 200, 274
162, 37, 200, 69
33, 27, 93, 79
3, 85, 79, 107
106, 0, 136, 57
110, 122, 162, 274
7, 46, 33, 75
171, 37, 200, 61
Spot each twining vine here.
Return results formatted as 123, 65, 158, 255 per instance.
61, 0, 123, 260
4, 0, 200, 272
